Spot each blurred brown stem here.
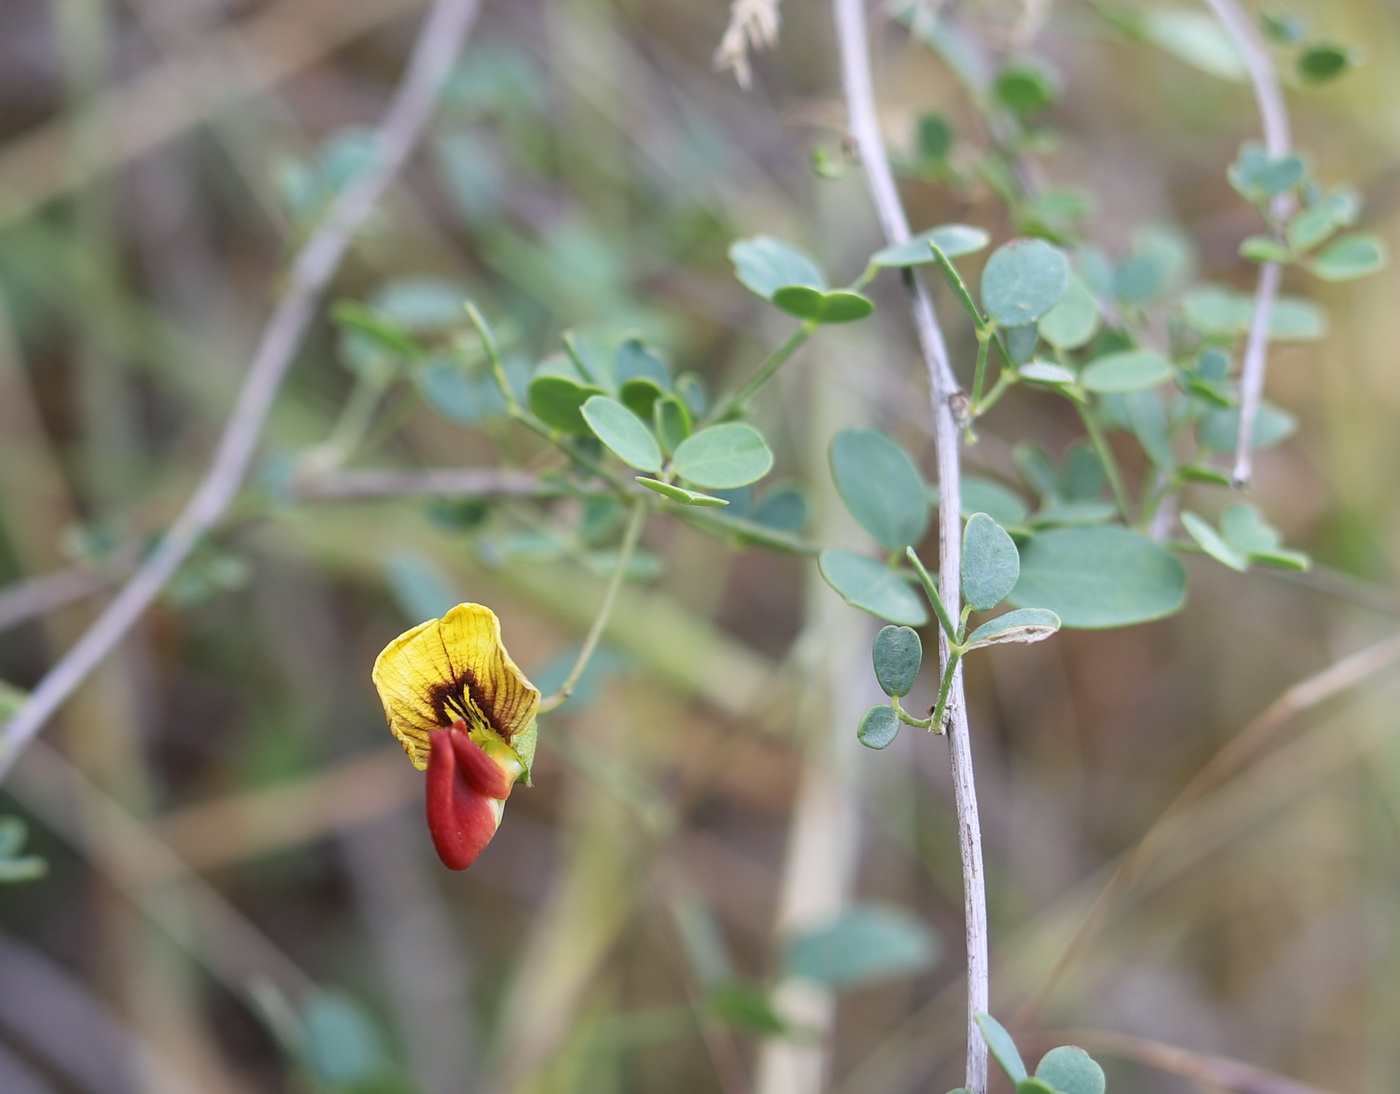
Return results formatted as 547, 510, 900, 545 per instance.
0, 0, 487, 781
831, 0, 988, 1089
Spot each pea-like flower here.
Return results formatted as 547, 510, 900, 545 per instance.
372, 603, 540, 870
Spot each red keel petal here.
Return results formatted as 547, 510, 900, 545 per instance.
448, 721, 516, 800
425, 727, 500, 870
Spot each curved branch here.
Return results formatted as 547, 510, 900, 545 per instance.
0, 0, 487, 781
831, 1, 988, 1090
1201, 0, 1293, 485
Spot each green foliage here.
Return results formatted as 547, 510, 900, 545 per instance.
873, 625, 922, 697
1035, 1046, 1106, 1094
830, 428, 930, 551
1011, 526, 1186, 627
819, 550, 929, 626
870, 224, 989, 268
961, 514, 1020, 612
1312, 233, 1387, 280
857, 704, 902, 749
729, 236, 825, 298
975, 1013, 1027, 1082
980, 239, 1070, 327
771, 285, 874, 324
0, 817, 46, 884
1079, 350, 1172, 394
672, 423, 774, 489
965, 608, 1061, 650
783, 904, 938, 988
581, 395, 663, 472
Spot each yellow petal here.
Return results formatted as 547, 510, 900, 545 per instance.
372, 603, 540, 770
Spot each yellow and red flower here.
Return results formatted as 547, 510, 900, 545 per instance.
372, 603, 539, 870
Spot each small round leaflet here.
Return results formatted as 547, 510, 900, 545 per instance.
872, 625, 922, 697
580, 395, 662, 472
857, 705, 900, 750
980, 239, 1069, 327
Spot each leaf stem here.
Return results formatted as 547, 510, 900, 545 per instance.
928, 650, 963, 734
708, 323, 815, 423
465, 301, 521, 417
1076, 401, 1132, 522
906, 547, 957, 642
539, 498, 649, 714
970, 330, 991, 409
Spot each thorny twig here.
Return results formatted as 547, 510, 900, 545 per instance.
0, 0, 487, 781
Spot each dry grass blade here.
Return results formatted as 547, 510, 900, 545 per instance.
713, 0, 782, 88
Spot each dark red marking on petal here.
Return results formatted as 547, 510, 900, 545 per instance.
447, 720, 515, 800
425, 727, 500, 870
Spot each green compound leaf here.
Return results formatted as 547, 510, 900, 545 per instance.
1035, 1046, 1106, 1094
962, 513, 1021, 612
673, 423, 774, 489
1216, 502, 1308, 569
873, 625, 922, 697
1010, 526, 1186, 628
858, 704, 901, 750
784, 904, 937, 988
1037, 275, 1100, 350
1312, 233, 1387, 281
830, 428, 930, 551
581, 395, 662, 472
613, 337, 671, 388
771, 285, 875, 324
965, 608, 1061, 650
975, 1013, 1028, 1083
636, 477, 729, 506
819, 549, 929, 626
1181, 511, 1249, 572
1080, 350, 1173, 393
1018, 361, 1077, 388
529, 374, 605, 434
981, 238, 1070, 327
729, 236, 826, 300
870, 224, 990, 268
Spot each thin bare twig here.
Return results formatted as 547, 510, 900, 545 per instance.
831, 1, 987, 1089
0, 0, 486, 782
1200, 0, 1292, 485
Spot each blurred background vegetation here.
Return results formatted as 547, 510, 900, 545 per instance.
1, 0, 1398, 1092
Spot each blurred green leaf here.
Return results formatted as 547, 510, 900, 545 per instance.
1081, 350, 1172, 393
830, 428, 930, 551
771, 285, 874, 324
784, 904, 937, 988
751, 485, 809, 533
1181, 511, 1249, 571
819, 550, 929, 626
1143, 10, 1246, 80
1298, 43, 1353, 83
673, 423, 773, 488
1197, 402, 1296, 451
1035, 1046, 1106, 1094
300, 989, 389, 1089
976, 1013, 1028, 1082
871, 225, 990, 268
1312, 233, 1387, 281
581, 396, 663, 472
653, 394, 693, 455
1037, 275, 1100, 349
981, 239, 1070, 327
382, 550, 460, 621
958, 477, 1030, 526
636, 477, 728, 506
1011, 526, 1186, 627
993, 58, 1060, 115
729, 236, 825, 299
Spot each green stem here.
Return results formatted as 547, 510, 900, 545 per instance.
1076, 400, 1132, 521
708, 323, 814, 423
973, 370, 1016, 417
539, 498, 649, 713
320, 367, 391, 466
970, 329, 992, 409
929, 242, 986, 332
891, 694, 933, 728
465, 302, 521, 416
928, 650, 963, 735
905, 547, 957, 642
